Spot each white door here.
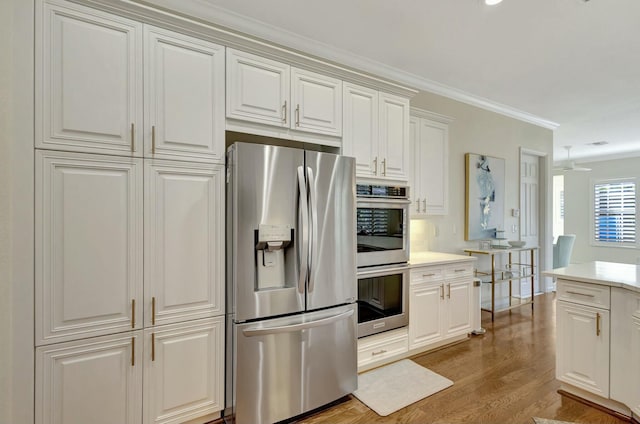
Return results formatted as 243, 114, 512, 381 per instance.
144, 160, 224, 327
342, 83, 378, 178
379, 92, 409, 181
520, 152, 540, 295
444, 280, 472, 337
144, 26, 225, 162
36, 150, 143, 345
409, 283, 444, 349
144, 317, 225, 424
226, 48, 290, 127
420, 119, 449, 215
291, 67, 342, 136
409, 116, 423, 216
37, 1, 143, 156
36, 331, 143, 424
556, 301, 610, 398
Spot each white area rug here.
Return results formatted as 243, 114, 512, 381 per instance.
353, 359, 453, 417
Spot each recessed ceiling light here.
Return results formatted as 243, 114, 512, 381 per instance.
485, 0, 503, 5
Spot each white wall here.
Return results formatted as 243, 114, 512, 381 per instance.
1, 0, 35, 423
562, 156, 640, 264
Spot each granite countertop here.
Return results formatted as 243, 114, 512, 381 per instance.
543, 261, 640, 293
409, 251, 476, 267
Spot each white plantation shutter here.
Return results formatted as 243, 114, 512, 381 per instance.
593, 180, 636, 244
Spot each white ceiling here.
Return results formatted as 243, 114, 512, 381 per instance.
196, 0, 640, 163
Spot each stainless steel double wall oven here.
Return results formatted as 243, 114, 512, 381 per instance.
356, 184, 410, 338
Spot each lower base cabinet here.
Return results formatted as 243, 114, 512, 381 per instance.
36, 317, 224, 424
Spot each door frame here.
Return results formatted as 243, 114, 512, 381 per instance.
519, 147, 553, 293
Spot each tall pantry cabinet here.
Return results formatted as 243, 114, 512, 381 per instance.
34, 1, 226, 423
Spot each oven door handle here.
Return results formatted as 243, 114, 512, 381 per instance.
357, 198, 411, 207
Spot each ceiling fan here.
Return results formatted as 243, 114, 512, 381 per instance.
554, 146, 592, 172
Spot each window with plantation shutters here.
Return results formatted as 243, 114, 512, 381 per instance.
593, 179, 636, 244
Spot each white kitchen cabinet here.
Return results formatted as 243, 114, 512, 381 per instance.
357, 327, 408, 372
143, 317, 225, 424
226, 48, 342, 136
556, 296, 610, 398
144, 26, 225, 162
343, 83, 410, 181
36, 0, 143, 156
409, 109, 452, 216
610, 288, 640, 415
36, 331, 143, 424
144, 160, 224, 327
409, 263, 473, 351
35, 150, 143, 345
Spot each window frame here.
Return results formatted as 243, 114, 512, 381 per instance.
590, 177, 638, 248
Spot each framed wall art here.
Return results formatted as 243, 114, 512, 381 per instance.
465, 153, 506, 241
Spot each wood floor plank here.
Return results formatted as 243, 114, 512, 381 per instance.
297, 293, 628, 424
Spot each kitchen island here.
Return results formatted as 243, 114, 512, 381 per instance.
544, 261, 640, 422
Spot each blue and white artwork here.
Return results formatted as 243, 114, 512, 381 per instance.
465, 153, 505, 241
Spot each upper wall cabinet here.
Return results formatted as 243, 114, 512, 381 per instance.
409, 109, 452, 216
226, 48, 343, 138
37, 1, 225, 162
144, 26, 225, 163
36, 1, 143, 156
343, 83, 410, 181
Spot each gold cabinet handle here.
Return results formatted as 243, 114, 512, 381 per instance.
566, 291, 595, 298
151, 297, 156, 325
423, 273, 436, 277
447, 284, 451, 299
130, 123, 135, 153
151, 333, 155, 361
373, 157, 378, 175
131, 299, 135, 328
596, 313, 601, 336
440, 284, 445, 300
382, 158, 387, 176
282, 101, 287, 123
295, 104, 300, 126
151, 125, 156, 154
371, 349, 387, 356
422, 199, 427, 213
131, 337, 135, 367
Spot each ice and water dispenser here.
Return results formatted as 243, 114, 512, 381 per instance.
255, 224, 292, 290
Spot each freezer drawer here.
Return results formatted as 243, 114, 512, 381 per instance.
232, 304, 357, 424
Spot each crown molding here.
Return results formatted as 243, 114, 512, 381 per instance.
74, 0, 559, 130
410, 107, 454, 124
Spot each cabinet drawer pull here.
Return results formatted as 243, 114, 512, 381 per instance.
151, 125, 156, 154
152, 333, 156, 361
422, 199, 426, 213
382, 158, 387, 176
423, 273, 436, 277
152, 297, 156, 325
131, 299, 135, 328
440, 284, 444, 300
131, 337, 135, 367
373, 157, 378, 175
596, 313, 601, 336
371, 349, 387, 356
447, 283, 451, 299
295, 104, 300, 126
416, 200, 421, 213
130, 123, 135, 153
566, 291, 595, 298
454, 269, 466, 273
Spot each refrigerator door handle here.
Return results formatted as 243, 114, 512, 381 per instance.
306, 166, 318, 293
297, 166, 310, 293
241, 309, 354, 337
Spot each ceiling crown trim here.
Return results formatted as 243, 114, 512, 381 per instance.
136, 0, 560, 129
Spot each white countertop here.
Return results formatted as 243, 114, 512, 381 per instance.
543, 261, 640, 293
409, 251, 476, 267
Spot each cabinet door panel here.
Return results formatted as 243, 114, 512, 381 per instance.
409, 116, 422, 216
556, 302, 610, 397
37, 2, 142, 155
145, 26, 225, 162
36, 332, 143, 424
226, 49, 289, 127
379, 93, 409, 180
145, 161, 224, 327
144, 318, 224, 424
444, 280, 472, 337
36, 151, 143, 345
291, 68, 342, 136
409, 283, 443, 349
420, 120, 448, 215
343, 83, 378, 177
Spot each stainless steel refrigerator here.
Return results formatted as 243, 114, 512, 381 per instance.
225, 142, 357, 424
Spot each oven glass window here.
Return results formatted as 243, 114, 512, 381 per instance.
357, 273, 403, 324
356, 207, 404, 252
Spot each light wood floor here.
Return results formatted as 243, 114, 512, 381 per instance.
297, 293, 628, 424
